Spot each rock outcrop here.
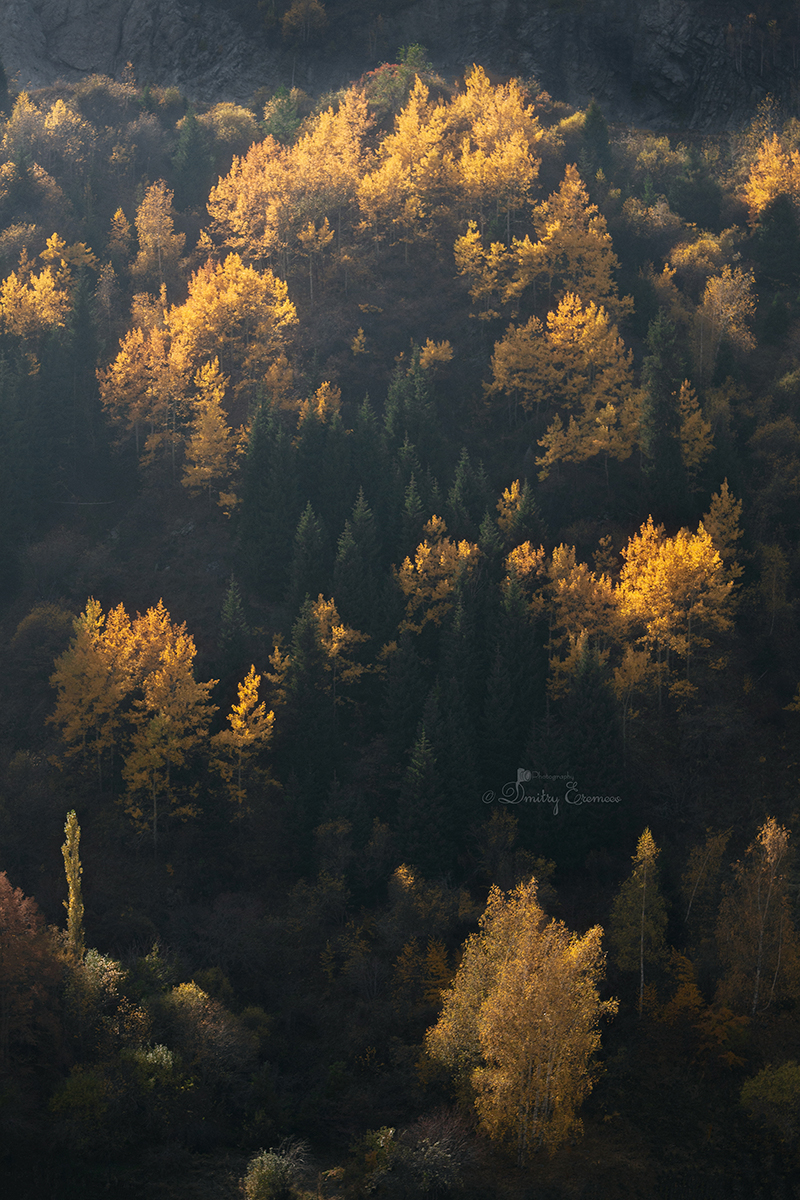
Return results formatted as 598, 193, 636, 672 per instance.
0, 0, 793, 129
0, 0, 278, 101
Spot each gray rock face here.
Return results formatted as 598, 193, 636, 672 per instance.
0, 0, 278, 101
378, 0, 781, 129
0, 0, 789, 128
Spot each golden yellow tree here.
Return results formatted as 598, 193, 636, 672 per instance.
609, 828, 668, 1015
450, 65, 543, 235
131, 180, 185, 292
49, 599, 136, 783
426, 877, 616, 1162
742, 133, 800, 224
99, 254, 297, 465
98, 319, 191, 473
181, 358, 237, 502
487, 293, 636, 471
169, 253, 297, 416
617, 516, 733, 698
310, 595, 371, 711
678, 379, 714, 488
62, 810, 85, 963
716, 818, 800, 1018
544, 544, 620, 694
207, 135, 296, 266
0, 260, 70, 338
358, 76, 453, 257
696, 264, 756, 382
121, 615, 217, 852
507, 164, 633, 321
208, 87, 368, 272
51, 599, 218, 850
454, 221, 510, 320
211, 666, 274, 811
395, 516, 481, 634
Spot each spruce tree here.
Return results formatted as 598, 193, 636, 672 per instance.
319, 413, 355, 543
384, 349, 441, 467
400, 474, 425, 558
446, 448, 492, 541
238, 402, 300, 595
640, 312, 687, 519
219, 574, 249, 673
580, 99, 612, 181
481, 571, 543, 785
352, 396, 393, 536
172, 109, 214, 209
333, 490, 382, 634
286, 501, 329, 614
398, 725, 449, 876
382, 633, 430, 763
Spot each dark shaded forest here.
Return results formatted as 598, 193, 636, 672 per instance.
3, 33, 800, 1200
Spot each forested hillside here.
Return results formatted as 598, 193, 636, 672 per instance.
3, 46, 800, 1199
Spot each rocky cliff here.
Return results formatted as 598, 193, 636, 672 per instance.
0, 0, 794, 129
0, 0, 279, 101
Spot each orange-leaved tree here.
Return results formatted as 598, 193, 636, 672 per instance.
51, 599, 217, 850
211, 666, 275, 812
487, 293, 636, 474
617, 516, 733, 701
426, 877, 616, 1161
395, 516, 481, 634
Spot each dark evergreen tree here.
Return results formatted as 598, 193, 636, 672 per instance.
439, 587, 487, 736
352, 396, 393, 542
333, 490, 382, 634
263, 86, 302, 143
398, 725, 449, 877
319, 414, 355, 544
446, 447, 492, 541
753, 193, 800, 287
238, 402, 300, 596
478, 509, 504, 564
640, 312, 687, 520
523, 641, 625, 866
400, 473, 426, 559
384, 349, 441, 469
423, 468, 444, 521
499, 478, 545, 548
172, 109, 214, 210
0, 350, 40, 541
0, 56, 9, 116
481, 572, 544, 787
382, 632, 430, 764
580, 99, 612, 181
63, 274, 110, 499
277, 598, 337, 805
294, 406, 328, 511
219, 574, 249, 674
668, 143, 722, 229
286, 501, 329, 614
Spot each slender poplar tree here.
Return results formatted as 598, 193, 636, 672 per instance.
62, 810, 85, 962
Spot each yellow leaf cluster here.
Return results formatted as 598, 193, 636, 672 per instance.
50, 599, 218, 843
742, 134, 800, 224
211, 666, 274, 808
0, 262, 70, 337
395, 517, 481, 633
426, 877, 616, 1161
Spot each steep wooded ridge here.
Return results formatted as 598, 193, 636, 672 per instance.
0, 0, 796, 127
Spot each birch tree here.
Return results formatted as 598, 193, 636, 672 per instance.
426, 878, 616, 1161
